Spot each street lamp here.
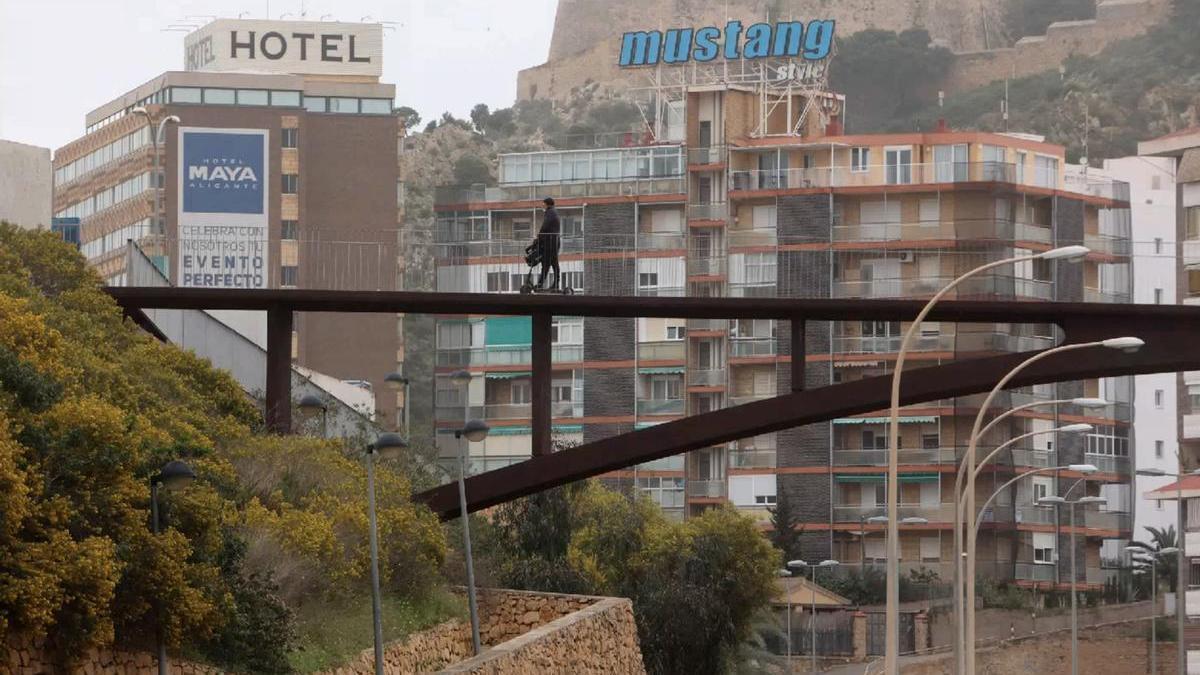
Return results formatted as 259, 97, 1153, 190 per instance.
1136, 466, 1200, 675
297, 393, 328, 436
130, 108, 180, 236
778, 568, 794, 666
884, 244, 1090, 674
364, 432, 406, 675
455, 418, 489, 656
150, 460, 195, 675
384, 371, 410, 434
789, 558, 840, 672
959, 337, 1140, 675
1037, 493, 1106, 675
1129, 544, 1179, 675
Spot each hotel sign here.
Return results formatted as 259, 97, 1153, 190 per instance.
185, 19, 383, 77
618, 20, 835, 67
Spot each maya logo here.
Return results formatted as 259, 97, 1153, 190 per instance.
182, 131, 266, 215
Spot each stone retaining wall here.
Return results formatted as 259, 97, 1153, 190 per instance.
4, 633, 218, 675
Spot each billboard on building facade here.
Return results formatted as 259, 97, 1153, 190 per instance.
176, 127, 269, 289
184, 19, 383, 78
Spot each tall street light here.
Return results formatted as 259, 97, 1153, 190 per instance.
790, 559, 840, 673
150, 460, 195, 675
364, 432, 407, 675
1137, 466, 1200, 675
952, 420, 1096, 666
456, 418, 489, 656
778, 568, 794, 666
883, 243, 1090, 674
959, 335, 1140, 675
130, 107, 180, 237
1037, 493, 1107, 675
384, 371, 410, 435
1130, 544, 1179, 675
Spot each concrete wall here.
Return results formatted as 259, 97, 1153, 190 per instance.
0, 139, 52, 229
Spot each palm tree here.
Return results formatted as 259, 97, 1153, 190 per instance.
1128, 525, 1179, 596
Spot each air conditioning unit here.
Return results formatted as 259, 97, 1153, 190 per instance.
898, 251, 915, 263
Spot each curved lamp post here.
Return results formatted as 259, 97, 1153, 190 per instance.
130, 108, 180, 236
1129, 545, 1179, 675
365, 432, 407, 675
790, 559, 840, 672
778, 568, 794, 666
150, 460, 195, 675
958, 336, 1140, 674
455, 418, 489, 656
1037, 493, 1107, 675
298, 393, 328, 436
884, 244, 1090, 674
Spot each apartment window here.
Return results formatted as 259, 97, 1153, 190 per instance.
203, 88, 236, 105
1155, 288, 1164, 305
743, 252, 777, 284
755, 493, 777, 506
171, 87, 202, 103
851, 147, 870, 173
650, 376, 681, 400
1032, 476, 1052, 505
551, 318, 583, 344
360, 99, 392, 115
282, 174, 299, 194
511, 380, 532, 404
281, 128, 298, 148
1033, 532, 1056, 564
560, 271, 584, 292
1016, 151, 1027, 184
270, 90, 302, 107
666, 326, 686, 340
280, 265, 298, 287
862, 430, 887, 450
486, 272, 511, 292
1156, 389, 1165, 408
236, 89, 269, 106
552, 380, 573, 403
920, 537, 940, 563
1158, 500, 1164, 511
1085, 425, 1130, 457
1156, 440, 1165, 459
303, 96, 327, 113
922, 433, 940, 450
638, 272, 659, 288
280, 220, 299, 240
329, 97, 359, 114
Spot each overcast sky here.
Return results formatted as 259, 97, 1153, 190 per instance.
0, 0, 558, 152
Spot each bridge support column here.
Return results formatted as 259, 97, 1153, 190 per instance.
532, 312, 552, 456
266, 307, 293, 434
791, 318, 806, 392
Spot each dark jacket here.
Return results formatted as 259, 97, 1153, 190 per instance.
538, 206, 561, 237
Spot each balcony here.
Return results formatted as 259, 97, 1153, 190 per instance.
730, 162, 1021, 192
1015, 222, 1053, 243
1014, 506, 1057, 525
729, 338, 776, 358
1184, 240, 1200, 267
1084, 453, 1130, 473
1184, 414, 1200, 440
1084, 287, 1132, 303
1009, 448, 1055, 468
832, 333, 953, 354
689, 368, 726, 387
729, 393, 771, 407
637, 398, 684, 415
729, 448, 777, 469
688, 145, 727, 166
1084, 232, 1131, 256
639, 340, 686, 361
687, 203, 728, 221
637, 232, 686, 250
832, 447, 956, 467
1085, 510, 1132, 531
728, 283, 777, 298
436, 344, 583, 367
435, 175, 687, 205
437, 402, 582, 422
687, 318, 728, 332
831, 221, 955, 243
1014, 562, 1057, 583
687, 256, 726, 277
687, 478, 727, 499
832, 503, 954, 523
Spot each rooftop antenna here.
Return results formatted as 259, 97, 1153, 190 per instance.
320, 13, 334, 21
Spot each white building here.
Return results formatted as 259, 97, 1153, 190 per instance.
1101, 156, 1180, 543
0, 139, 52, 229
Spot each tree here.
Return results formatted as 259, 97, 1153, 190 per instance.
767, 489, 803, 562
1129, 524, 1179, 593
828, 29, 952, 133
452, 154, 493, 186
394, 106, 422, 132
1004, 0, 1095, 41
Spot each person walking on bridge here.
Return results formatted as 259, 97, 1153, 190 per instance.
536, 196, 561, 290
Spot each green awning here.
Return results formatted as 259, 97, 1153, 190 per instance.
833, 416, 938, 425
638, 366, 686, 375
485, 317, 531, 346
483, 425, 583, 436
554, 425, 583, 434
485, 371, 531, 379
635, 422, 663, 430
835, 473, 940, 483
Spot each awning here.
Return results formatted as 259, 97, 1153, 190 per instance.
833, 360, 881, 368
482, 425, 584, 436
835, 473, 940, 483
639, 366, 686, 375
485, 316, 531, 346
833, 416, 937, 425
485, 371, 531, 380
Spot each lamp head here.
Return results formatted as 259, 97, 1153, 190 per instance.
460, 419, 490, 443
819, 559, 840, 567
1101, 336, 1144, 353
777, 569, 792, 577
131, 106, 150, 118
1076, 496, 1107, 505
866, 515, 890, 524
1058, 423, 1094, 434
297, 393, 326, 417
155, 460, 195, 491
786, 559, 808, 569
1067, 464, 1098, 474
1038, 496, 1066, 505
1070, 398, 1110, 408
900, 517, 930, 525
370, 432, 408, 459
1159, 547, 1180, 555
1136, 468, 1168, 477
1038, 245, 1090, 262
449, 369, 472, 386
384, 371, 409, 390
164, 115, 181, 124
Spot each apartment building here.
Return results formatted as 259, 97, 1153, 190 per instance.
434, 76, 1135, 592
0, 139, 52, 229
50, 19, 408, 422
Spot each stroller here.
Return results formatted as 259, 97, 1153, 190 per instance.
519, 239, 573, 295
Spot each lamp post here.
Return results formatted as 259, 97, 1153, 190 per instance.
1037, 493, 1107, 675
150, 460, 196, 675
130, 107, 180, 237
1130, 545, 1179, 675
455, 418, 489, 656
384, 371, 410, 435
779, 568, 794, 667
1136, 467, 1200, 675
958, 336, 1140, 675
884, 243, 1090, 675
788, 559, 840, 673
363, 432, 407, 675
298, 393, 328, 436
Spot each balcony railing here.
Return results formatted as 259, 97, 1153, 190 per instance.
1084, 232, 1132, 256
832, 503, 955, 523
730, 338, 777, 358
639, 340, 686, 361
687, 478, 727, 498
689, 368, 726, 386
832, 334, 954, 354
729, 448, 777, 469
687, 318, 728, 332
731, 162, 1023, 191
1014, 562, 1057, 582
688, 145, 728, 166
1014, 506, 1057, 525
832, 447, 956, 467
436, 344, 583, 367
688, 256, 726, 277
1084, 453, 1130, 473
1085, 510, 1132, 531
1015, 222, 1053, 243
687, 203, 728, 221
1009, 448, 1056, 468
1084, 288, 1132, 303
1184, 240, 1200, 267
637, 232, 686, 250
435, 175, 687, 204
729, 393, 771, 407
637, 398, 685, 415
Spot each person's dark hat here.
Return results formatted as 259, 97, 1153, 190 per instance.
543, 197, 555, 206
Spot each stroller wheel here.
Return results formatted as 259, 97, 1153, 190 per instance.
520, 283, 532, 295
564, 287, 575, 295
